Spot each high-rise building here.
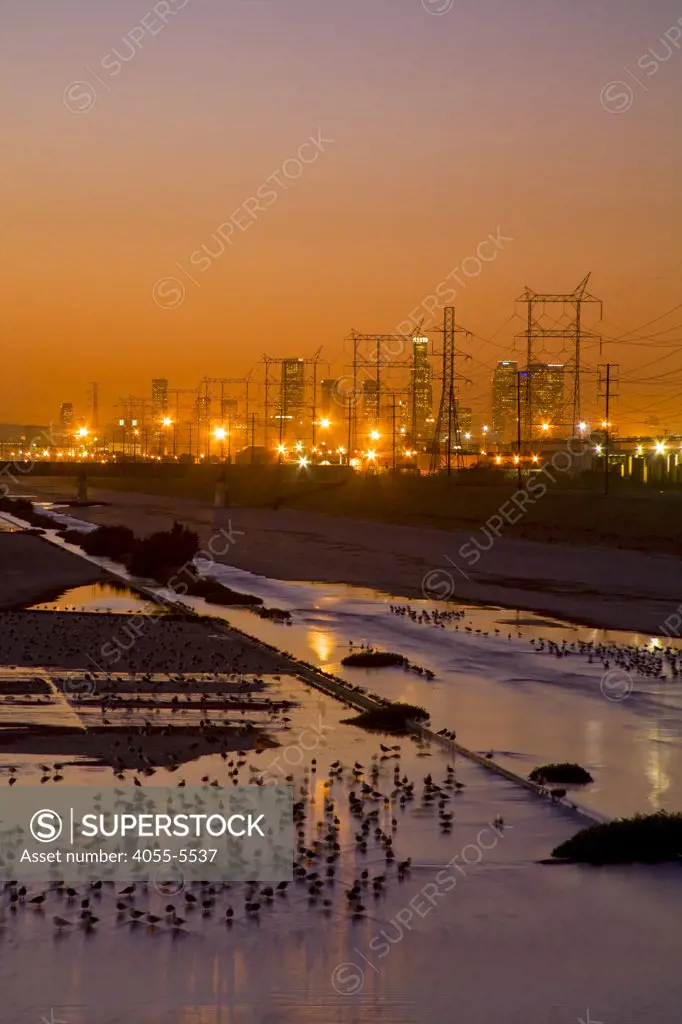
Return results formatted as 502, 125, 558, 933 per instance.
528, 362, 564, 431
362, 379, 379, 426
59, 402, 74, 427
456, 403, 473, 435
151, 379, 169, 417
410, 337, 432, 438
492, 360, 518, 442
319, 378, 337, 416
281, 359, 305, 421
196, 395, 210, 429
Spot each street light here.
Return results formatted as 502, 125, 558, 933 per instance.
158, 417, 173, 457
320, 418, 331, 429
214, 426, 227, 460
370, 430, 381, 441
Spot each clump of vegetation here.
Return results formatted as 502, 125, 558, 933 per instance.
529, 763, 594, 785
342, 701, 429, 734
255, 606, 291, 621
185, 576, 263, 606
0, 496, 32, 516
78, 524, 136, 561
128, 522, 199, 578
58, 528, 87, 545
0, 497, 55, 529
342, 651, 408, 668
552, 811, 682, 864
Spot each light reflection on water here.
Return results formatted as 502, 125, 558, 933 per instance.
29, 582, 165, 616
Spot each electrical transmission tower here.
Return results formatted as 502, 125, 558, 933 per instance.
114, 395, 147, 456
197, 374, 253, 455
429, 307, 471, 475
515, 274, 602, 440
167, 389, 196, 456
344, 330, 414, 453
261, 350, 327, 452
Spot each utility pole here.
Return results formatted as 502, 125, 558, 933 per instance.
347, 395, 352, 466
391, 395, 396, 471
598, 363, 619, 496
604, 364, 610, 496
251, 414, 256, 464
516, 370, 523, 487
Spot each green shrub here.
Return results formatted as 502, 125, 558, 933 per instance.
552, 811, 682, 864
80, 524, 136, 560
530, 763, 593, 785
129, 522, 199, 578
341, 651, 408, 668
342, 701, 429, 734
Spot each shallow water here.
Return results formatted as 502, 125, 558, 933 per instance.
29, 581, 168, 615
171, 562, 682, 820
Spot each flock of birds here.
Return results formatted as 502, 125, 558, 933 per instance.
529, 636, 682, 681
0, 609, 283, 677
0, 743, 506, 940
389, 602, 682, 683
389, 605, 466, 627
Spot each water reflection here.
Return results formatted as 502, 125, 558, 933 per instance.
29, 582, 165, 615
645, 720, 673, 810
585, 719, 603, 767
307, 629, 333, 666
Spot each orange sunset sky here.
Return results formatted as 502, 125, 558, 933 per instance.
2, 0, 682, 432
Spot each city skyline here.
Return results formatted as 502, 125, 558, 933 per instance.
14, 308, 681, 442
2, 1, 682, 429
